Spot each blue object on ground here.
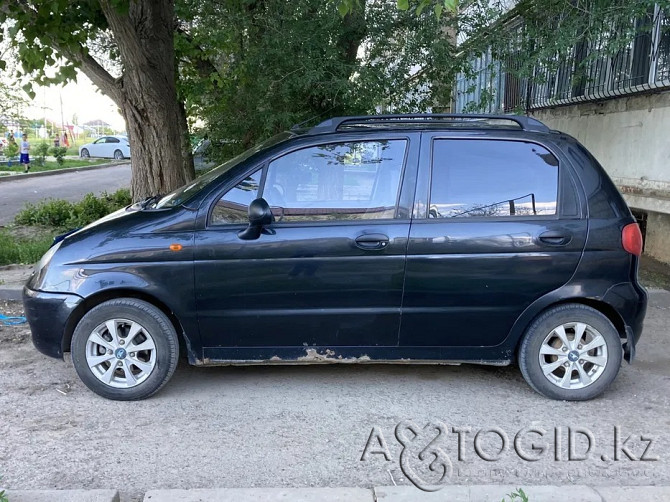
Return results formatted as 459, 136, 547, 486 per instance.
0, 313, 27, 325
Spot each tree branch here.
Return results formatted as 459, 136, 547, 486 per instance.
1, 0, 122, 104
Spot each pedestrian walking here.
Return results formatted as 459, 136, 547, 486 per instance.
20, 133, 30, 173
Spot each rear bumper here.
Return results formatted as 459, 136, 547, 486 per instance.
602, 281, 647, 364
22, 287, 82, 359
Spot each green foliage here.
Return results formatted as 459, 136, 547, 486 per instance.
4, 142, 19, 160
0, 1, 108, 90
0, 474, 8, 502
178, 0, 461, 162
14, 189, 132, 228
339, 0, 458, 19
0, 228, 56, 266
34, 142, 50, 166
502, 488, 529, 502
49, 146, 68, 165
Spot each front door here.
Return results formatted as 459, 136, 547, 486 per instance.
194, 135, 418, 359
400, 135, 587, 349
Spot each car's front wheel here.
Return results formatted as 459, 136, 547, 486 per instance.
518, 304, 622, 401
80, 148, 90, 158
71, 298, 179, 400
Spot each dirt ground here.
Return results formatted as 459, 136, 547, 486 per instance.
1, 289, 670, 501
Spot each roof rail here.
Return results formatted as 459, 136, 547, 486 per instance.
297, 114, 550, 134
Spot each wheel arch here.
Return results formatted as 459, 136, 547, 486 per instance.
63, 288, 190, 359
512, 297, 627, 357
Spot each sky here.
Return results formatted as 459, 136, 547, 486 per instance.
23, 71, 126, 131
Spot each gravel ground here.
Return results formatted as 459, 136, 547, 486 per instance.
1, 293, 669, 501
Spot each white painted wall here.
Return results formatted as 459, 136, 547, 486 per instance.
531, 91, 670, 263
532, 92, 670, 213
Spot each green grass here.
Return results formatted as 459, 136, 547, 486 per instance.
0, 228, 56, 266
1, 189, 132, 266
0, 159, 109, 173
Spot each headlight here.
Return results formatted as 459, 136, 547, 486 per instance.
35, 240, 62, 273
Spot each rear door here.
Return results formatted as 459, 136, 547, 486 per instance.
400, 134, 586, 348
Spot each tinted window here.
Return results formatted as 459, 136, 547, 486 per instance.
263, 140, 406, 222
108, 137, 120, 143
430, 140, 558, 218
210, 169, 262, 224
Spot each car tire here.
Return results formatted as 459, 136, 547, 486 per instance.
113, 149, 124, 160
71, 298, 179, 401
518, 304, 622, 401
80, 148, 90, 158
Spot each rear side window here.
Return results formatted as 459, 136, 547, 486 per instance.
429, 139, 559, 218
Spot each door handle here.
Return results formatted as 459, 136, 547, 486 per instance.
538, 230, 572, 246
355, 233, 390, 250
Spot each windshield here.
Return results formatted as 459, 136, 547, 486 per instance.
155, 131, 296, 209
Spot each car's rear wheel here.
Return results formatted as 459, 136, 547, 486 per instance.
71, 298, 179, 400
80, 148, 90, 158
518, 304, 622, 401
113, 149, 124, 160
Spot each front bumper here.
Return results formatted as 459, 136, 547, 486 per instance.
23, 287, 83, 359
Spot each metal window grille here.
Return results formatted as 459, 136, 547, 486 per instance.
454, 5, 670, 113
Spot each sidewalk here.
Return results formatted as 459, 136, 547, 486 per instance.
4, 485, 670, 502
0, 159, 129, 183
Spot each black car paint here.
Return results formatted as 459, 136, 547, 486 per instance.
23, 127, 647, 367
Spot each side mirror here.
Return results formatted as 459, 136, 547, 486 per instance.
238, 198, 273, 240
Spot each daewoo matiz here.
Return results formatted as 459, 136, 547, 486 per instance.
23, 114, 647, 401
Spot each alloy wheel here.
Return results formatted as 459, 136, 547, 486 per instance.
85, 318, 157, 389
538, 322, 608, 390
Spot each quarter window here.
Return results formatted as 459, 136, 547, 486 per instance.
429, 139, 558, 218
263, 140, 406, 222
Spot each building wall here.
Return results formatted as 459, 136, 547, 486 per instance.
530, 91, 670, 264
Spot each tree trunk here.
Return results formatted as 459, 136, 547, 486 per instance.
177, 99, 196, 182
101, 0, 193, 201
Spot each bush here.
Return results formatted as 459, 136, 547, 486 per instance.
15, 198, 73, 227
34, 142, 50, 166
14, 188, 133, 229
4, 142, 19, 161
104, 188, 132, 207
49, 146, 68, 165
69, 193, 113, 227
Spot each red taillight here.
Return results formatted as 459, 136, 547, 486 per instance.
622, 223, 643, 256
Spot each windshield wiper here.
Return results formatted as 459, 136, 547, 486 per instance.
140, 194, 161, 209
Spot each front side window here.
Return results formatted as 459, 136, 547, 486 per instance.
429, 139, 558, 218
210, 169, 262, 224
263, 140, 407, 222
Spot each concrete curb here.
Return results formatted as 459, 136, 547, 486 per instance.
375, 485, 600, 501
0, 160, 130, 183
0, 286, 22, 301
3, 486, 670, 502
144, 487, 373, 501
4, 490, 119, 502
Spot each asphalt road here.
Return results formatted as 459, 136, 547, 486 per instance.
0, 164, 131, 225
0, 290, 669, 501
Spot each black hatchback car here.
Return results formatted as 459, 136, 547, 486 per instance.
23, 114, 647, 401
